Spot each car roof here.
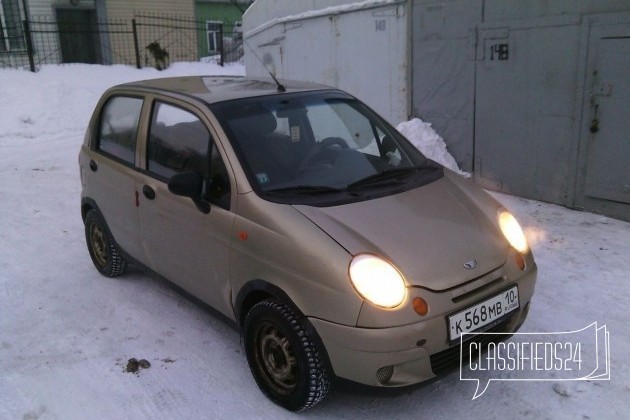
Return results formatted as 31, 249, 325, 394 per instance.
116, 76, 334, 104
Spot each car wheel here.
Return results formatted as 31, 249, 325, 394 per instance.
84, 209, 127, 277
243, 298, 331, 411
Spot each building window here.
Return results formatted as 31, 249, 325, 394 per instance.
206, 20, 223, 54
0, 0, 26, 52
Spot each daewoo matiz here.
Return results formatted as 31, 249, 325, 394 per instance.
79, 76, 537, 411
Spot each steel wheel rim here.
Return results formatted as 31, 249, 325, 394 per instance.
89, 223, 108, 267
254, 321, 297, 395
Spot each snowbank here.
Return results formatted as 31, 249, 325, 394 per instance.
397, 118, 471, 177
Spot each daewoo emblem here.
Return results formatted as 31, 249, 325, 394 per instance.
463, 259, 478, 269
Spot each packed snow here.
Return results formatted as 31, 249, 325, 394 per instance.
397, 118, 471, 177
1, 63, 628, 419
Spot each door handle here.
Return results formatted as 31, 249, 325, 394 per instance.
89, 159, 97, 172
590, 103, 600, 134
142, 185, 156, 200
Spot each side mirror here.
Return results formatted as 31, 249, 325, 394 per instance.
168, 172, 210, 214
168, 172, 203, 199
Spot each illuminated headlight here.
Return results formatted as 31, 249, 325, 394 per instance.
349, 254, 407, 308
498, 209, 529, 254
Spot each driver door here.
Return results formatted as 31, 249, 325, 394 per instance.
136, 99, 235, 317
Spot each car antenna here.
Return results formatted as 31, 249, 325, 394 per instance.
243, 38, 286, 93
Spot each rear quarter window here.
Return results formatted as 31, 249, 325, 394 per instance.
96, 96, 143, 164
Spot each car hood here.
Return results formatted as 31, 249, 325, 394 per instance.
293, 176, 507, 290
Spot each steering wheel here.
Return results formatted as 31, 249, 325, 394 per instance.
319, 137, 349, 150
297, 137, 349, 172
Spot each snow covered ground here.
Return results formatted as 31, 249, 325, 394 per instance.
1, 63, 629, 419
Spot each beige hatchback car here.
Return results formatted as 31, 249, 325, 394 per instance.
79, 76, 537, 411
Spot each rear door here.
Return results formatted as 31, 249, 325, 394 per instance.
135, 98, 235, 317
84, 94, 146, 259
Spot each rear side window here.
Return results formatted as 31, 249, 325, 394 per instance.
97, 96, 143, 164
147, 102, 210, 179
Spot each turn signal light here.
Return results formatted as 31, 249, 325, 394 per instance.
413, 297, 428, 316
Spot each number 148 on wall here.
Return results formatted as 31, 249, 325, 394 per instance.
489, 43, 509, 61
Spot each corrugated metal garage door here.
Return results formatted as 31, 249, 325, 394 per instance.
578, 21, 630, 212
473, 17, 582, 205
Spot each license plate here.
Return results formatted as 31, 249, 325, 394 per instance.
448, 286, 519, 341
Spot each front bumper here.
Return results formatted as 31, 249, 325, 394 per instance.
310, 263, 537, 387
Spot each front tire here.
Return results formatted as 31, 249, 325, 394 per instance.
84, 209, 126, 277
243, 298, 331, 411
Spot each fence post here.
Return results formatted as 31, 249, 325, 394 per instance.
22, 20, 36, 72
132, 19, 141, 69
219, 24, 224, 67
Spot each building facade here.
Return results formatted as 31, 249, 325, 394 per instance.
0, 0, 249, 69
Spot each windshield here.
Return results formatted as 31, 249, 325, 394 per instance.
211, 91, 442, 206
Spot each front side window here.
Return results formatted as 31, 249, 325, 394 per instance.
148, 102, 210, 179
148, 102, 231, 208
97, 96, 143, 165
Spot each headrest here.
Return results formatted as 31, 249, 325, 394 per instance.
233, 103, 277, 138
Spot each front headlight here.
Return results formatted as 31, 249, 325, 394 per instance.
498, 209, 529, 254
349, 254, 407, 308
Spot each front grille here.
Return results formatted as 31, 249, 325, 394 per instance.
430, 317, 513, 376
451, 276, 504, 304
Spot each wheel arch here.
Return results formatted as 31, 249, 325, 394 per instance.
81, 198, 128, 260
234, 280, 305, 329
234, 279, 333, 377
81, 197, 101, 222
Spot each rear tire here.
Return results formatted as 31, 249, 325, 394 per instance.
84, 209, 126, 277
243, 298, 331, 411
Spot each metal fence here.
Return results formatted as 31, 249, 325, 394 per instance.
0, 13, 243, 71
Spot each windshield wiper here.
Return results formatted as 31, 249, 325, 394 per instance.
265, 185, 345, 195
347, 167, 419, 190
